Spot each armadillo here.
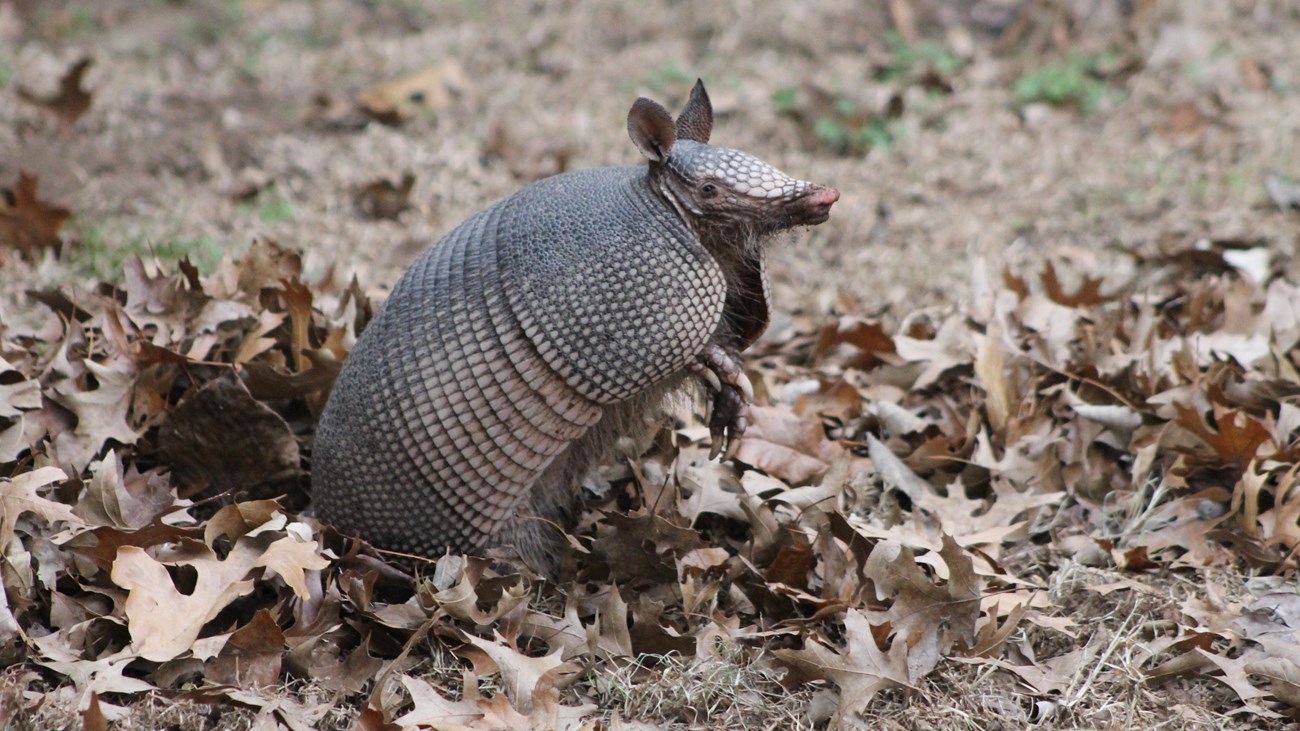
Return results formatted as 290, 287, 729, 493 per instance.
313, 80, 839, 574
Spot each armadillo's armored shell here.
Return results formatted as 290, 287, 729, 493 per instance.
313, 167, 726, 557
501, 170, 728, 403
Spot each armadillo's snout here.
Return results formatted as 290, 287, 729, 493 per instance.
794, 184, 840, 225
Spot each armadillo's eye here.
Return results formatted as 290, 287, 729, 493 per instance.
700, 182, 718, 198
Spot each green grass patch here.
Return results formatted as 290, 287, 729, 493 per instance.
1013, 53, 1111, 113
69, 223, 230, 281
242, 187, 296, 224
773, 88, 896, 156
879, 29, 964, 81
640, 63, 695, 94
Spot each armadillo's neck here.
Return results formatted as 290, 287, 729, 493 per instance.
647, 168, 697, 234
643, 167, 766, 262
631, 166, 771, 349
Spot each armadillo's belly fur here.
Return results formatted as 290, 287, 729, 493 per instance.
313, 167, 726, 558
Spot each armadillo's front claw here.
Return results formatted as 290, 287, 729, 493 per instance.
693, 344, 753, 461
688, 361, 723, 394
691, 343, 754, 457
706, 380, 750, 461
696, 344, 753, 399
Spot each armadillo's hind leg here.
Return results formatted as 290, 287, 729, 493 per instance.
689, 344, 753, 460
486, 451, 581, 579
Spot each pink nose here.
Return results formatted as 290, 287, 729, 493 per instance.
808, 186, 840, 208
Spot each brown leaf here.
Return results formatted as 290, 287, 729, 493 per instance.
864, 536, 980, 677
288, 636, 384, 695
1172, 403, 1273, 466
356, 172, 415, 220
242, 351, 341, 401
734, 405, 842, 484
519, 604, 590, 661
74, 450, 179, 530
774, 609, 912, 726
430, 559, 529, 625
204, 499, 286, 545
355, 62, 466, 125
460, 633, 581, 715
111, 541, 262, 662
1159, 100, 1207, 144
1197, 649, 1281, 718
0, 466, 80, 551
32, 633, 156, 710
1040, 261, 1112, 307
1239, 59, 1272, 91
811, 316, 897, 369
766, 535, 818, 592
46, 352, 141, 471
82, 691, 108, 731
0, 171, 72, 259
205, 610, 285, 687
592, 511, 702, 583
917, 478, 1063, 548
393, 674, 481, 728
16, 57, 93, 127
629, 595, 695, 657
356, 704, 402, 731
793, 379, 864, 422
258, 532, 331, 600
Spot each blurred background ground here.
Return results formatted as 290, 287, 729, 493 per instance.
3, 2, 1300, 729
3, 0, 1296, 318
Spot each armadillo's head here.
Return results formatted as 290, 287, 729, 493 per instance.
628, 80, 839, 237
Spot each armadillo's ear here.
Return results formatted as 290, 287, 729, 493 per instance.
675, 79, 712, 143
627, 97, 676, 163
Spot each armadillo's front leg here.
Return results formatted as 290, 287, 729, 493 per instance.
689, 344, 754, 460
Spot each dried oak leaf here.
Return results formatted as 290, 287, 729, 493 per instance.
917, 478, 1063, 548
1172, 403, 1273, 467
258, 531, 331, 600
83, 691, 108, 731
591, 510, 702, 583
16, 57, 93, 127
734, 405, 842, 484
204, 609, 285, 687
355, 62, 466, 125
287, 635, 384, 695
112, 542, 262, 662
430, 560, 529, 625
460, 633, 581, 715
204, 499, 286, 544
774, 609, 912, 727
176, 686, 329, 731
356, 172, 415, 220
0, 171, 71, 259
892, 315, 973, 389
1040, 261, 1113, 307
393, 674, 481, 728
157, 372, 300, 500
864, 535, 980, 678
31, 633, 155, 718
518, 603, 590, 661
0, 356, 45, 462
810, 316, 898, 369
0, 466, 80, 551
74, 450, 180, 530
47, 354, 142, 472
